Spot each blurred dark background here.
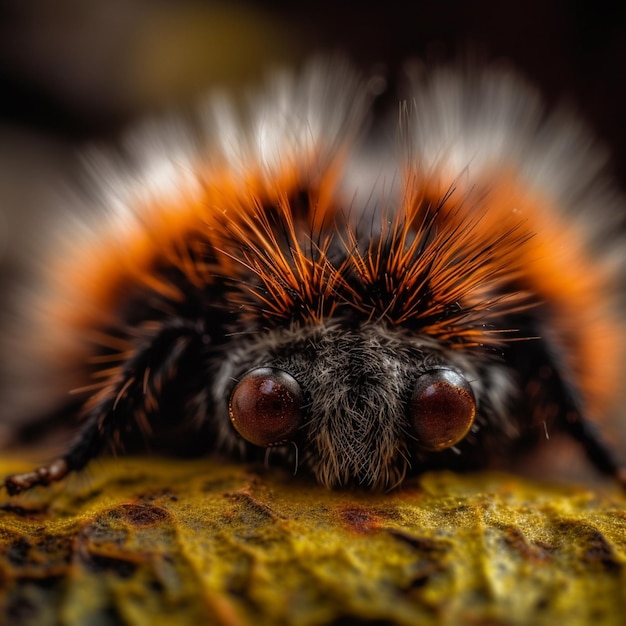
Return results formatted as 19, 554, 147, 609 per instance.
0, 0, 625, 273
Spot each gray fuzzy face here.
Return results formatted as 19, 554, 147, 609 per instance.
213, 321, 514, 489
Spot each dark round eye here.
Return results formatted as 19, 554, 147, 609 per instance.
409, 368, 476, 451
229, 367, 303, 447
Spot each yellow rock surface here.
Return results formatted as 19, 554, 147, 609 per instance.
0, 457, 624, 625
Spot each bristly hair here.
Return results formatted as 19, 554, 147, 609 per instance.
343, 184, 536, 344
216, 189, 350, 325
218, 180, 538, 347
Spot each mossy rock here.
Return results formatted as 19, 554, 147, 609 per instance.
0, 457, 624, 625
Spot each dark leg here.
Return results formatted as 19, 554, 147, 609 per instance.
564, 414, 626, 488
509, 317, 626, 490
4, 319, 204, 495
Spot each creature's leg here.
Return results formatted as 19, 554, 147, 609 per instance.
564, 415, 626, 488
511, 321, 626, 489
4, 320, 204, 495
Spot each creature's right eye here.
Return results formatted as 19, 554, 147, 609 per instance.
229, 367, 304, 447
409, 368, 476, 452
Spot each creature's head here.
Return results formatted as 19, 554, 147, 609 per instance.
215, 321, 515, 489
205, 170, 528, 489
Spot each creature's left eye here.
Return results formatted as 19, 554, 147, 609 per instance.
229, 367, 304, 447
409, 368, 476, 451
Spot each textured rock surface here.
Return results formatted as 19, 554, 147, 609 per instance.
0, 457, 624, 625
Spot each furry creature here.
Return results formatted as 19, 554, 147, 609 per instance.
2, 59, 625, 493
